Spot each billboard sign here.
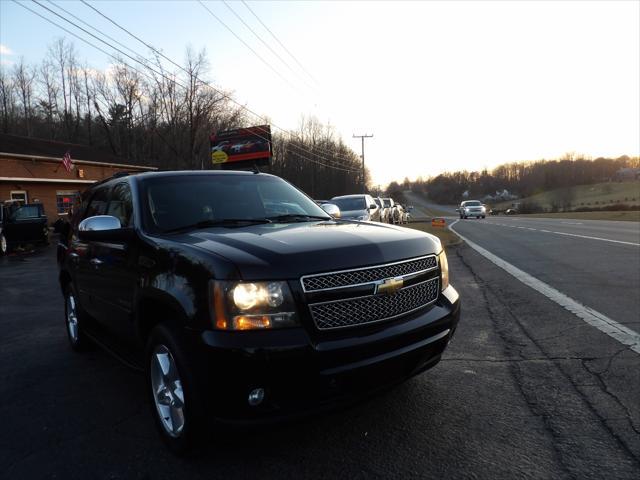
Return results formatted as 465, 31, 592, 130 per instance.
210, 125, 271, 168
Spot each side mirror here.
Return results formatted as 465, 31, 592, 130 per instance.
321, 203, 341, 218
369, 204, 377, 210
78, 215, 134, 241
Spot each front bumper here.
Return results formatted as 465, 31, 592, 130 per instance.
462, 211, 484, 217
191, 286, 460, 423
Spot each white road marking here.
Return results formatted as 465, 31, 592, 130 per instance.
549, 230, 639, 246
481, 221, 639, 246
449, 219, 640, 354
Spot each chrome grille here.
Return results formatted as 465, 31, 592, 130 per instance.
301, 256, 437, 292
309, 277, 439, 330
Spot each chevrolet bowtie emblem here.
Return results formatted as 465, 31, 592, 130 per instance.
375, 277, 404, 295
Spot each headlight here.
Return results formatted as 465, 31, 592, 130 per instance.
438, 250, 449, 290
356, 215, 368, 221
212, 280, 299, 330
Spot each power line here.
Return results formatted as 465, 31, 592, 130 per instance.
221, 0, 316, 93
47, 0, 151, 68
17, 0, 355, 172
78, 0, 355, 168
241, 0, 319, 87
196, 0, 304, 96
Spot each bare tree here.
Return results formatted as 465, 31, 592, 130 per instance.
0, 68, 16, 134
13, 57, 36, 136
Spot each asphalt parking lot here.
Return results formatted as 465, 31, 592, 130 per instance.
1, 240, 639, 479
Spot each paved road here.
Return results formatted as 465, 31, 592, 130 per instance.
403, 191, 455, 219
451, 216, 640, 330
1, 241, 639, 479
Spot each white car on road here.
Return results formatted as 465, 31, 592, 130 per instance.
458, 200, 486, 219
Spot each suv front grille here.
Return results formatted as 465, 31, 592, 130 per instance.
301, 256, 437, 292
309, 277, 439, 330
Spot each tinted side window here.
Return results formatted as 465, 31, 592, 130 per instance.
84, 186, 110, 219
106, 183, 133, 227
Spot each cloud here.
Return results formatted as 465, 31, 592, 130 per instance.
0, 44, 14, 56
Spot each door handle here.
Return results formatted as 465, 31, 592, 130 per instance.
89, 258, 104, 266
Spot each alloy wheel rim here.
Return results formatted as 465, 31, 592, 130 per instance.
150, 344, 185, 438
66, 293, 79, 343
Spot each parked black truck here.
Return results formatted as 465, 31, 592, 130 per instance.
1, 202, 49, 255
57, 170, 460, 453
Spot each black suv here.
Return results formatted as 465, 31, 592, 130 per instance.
58, 171, 460, 452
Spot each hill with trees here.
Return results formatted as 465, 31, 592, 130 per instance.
0, 39, 367, 199
405, 154, 639, 208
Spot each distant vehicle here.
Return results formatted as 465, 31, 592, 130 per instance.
382, 198, 399, 224
396, 204, 409, 224
505, 208, 518, 215
402, 205, 411, 223
330, 194, 381, 222
0, 201, 49, 254
382, 197, 397, 224
459, 200, 486, 219
374, 197, 390, 223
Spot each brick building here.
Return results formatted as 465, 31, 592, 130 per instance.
0, 134, 156, 224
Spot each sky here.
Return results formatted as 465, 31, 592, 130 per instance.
1, 0, 639, 186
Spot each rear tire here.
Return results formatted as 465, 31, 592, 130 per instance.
146, 323, 208, 455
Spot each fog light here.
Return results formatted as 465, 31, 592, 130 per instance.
248, 388, 265, 406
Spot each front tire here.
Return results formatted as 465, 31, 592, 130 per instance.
146, 323, 207, 455
64, 284, 90, 352
0, 234, 7, 255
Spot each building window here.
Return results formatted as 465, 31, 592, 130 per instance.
56, 191, 80, 215
10, 191, 28, 204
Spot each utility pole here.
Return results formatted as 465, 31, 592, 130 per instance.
353, 133, 373, 193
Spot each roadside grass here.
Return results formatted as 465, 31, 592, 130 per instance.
507, 210, 640, 222
407, 221, 462, 247
493, 180, 640, 210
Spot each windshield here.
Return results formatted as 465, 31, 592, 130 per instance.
383, 199, 391, 207
141, 174, 330, 232
374, 198, 382, 207
463, 201, 482, 207
331, 196, 366, 211
11, 205, 42, 219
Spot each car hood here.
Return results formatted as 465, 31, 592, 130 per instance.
167, 220, 441, 280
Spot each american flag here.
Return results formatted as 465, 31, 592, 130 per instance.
62, 150, 73, 172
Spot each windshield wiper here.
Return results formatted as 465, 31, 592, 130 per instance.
266, 214, 331, 223
164, 218, 272, 233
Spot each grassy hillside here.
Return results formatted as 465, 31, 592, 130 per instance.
493, 181, 640, 210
